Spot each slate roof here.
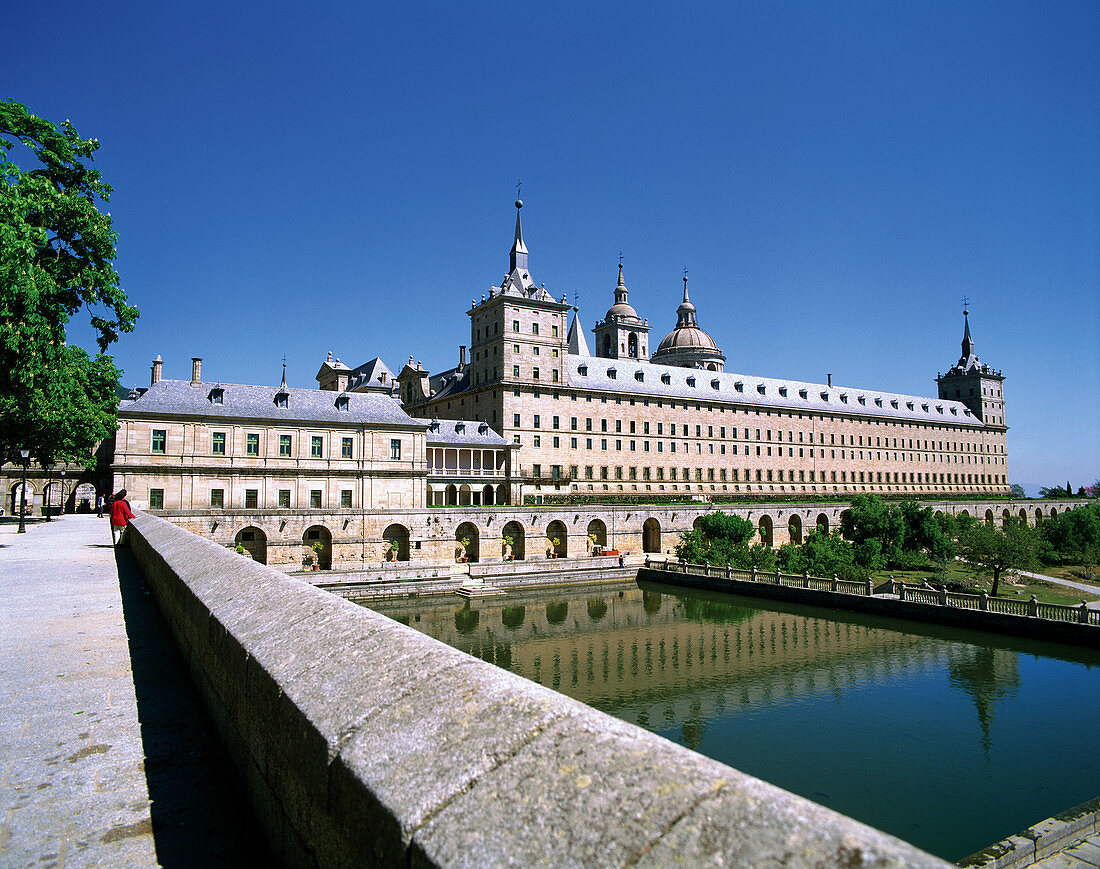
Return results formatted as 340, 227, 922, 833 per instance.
567, 357, 984, 427
347, 357, 397, 392
119, 379, 422, 427
420, 418, 508, 446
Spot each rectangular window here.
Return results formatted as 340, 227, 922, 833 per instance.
149, 488, 164, 509
151, 429, 166, 454
311, 436, 323, 458
532, 367, 539, 380
340, 490, 352, 508
513, 365, 520, 377
533, 414, 541, 428
533, 464, 541, 477
513, 413, 521, 426
552, 325, 558, 337
246, 433, 260, 456
342, 437, 353, 458
210, 488, 224, 508
212, 431, 226, 455
390, 439, 401, 460
532, 323, 539, 335
279, 435, 292, 457
513, 320, 520, 332
552, 416, 559, 429
245, 489, 258, 509
278, 489, 291, 508
310, 489, 322, 508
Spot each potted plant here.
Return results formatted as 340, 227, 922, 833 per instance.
386, 539, 400, 561
589, 533, 601, 556
502, 534, 514, 560
234, 542, 252, 560
547, 536, 560, 558
457, 536, 471, 563
310, 540, 324, 570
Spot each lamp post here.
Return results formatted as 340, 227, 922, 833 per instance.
17, 449, 29, 533
44, 462, 53, 521
60, 469, 66, 517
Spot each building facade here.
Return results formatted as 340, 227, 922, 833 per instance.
394, 201, 1010, 503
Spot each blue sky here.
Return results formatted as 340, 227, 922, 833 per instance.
5, 1, 1097, 489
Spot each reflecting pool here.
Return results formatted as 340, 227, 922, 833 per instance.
366, 581, 1100, 861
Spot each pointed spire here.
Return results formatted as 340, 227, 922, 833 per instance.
280, 362, 287, 389
509, 199, 528, 273
961, 309, 974, 360
676, 274, 697, 328
614, 262, 629, 306
567, 307, 591, 356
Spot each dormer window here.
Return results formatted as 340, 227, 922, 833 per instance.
935, 406, 943, 414
858, 396, 866, 405
607, 367, 617, 380
335, 396, 349, 411
478, 423, 488, 434
274, 392, 289, 409
820, 392, 830, 401
890, 400, 899, 409
734, 381, 743, 392
430, 420, 440, 432
921, 403, 929, 412
906, 401, 914, 410
840, 394, 848, 403
661, 373, 671, 385
208, 388, 224, 404
951, 407, 958, 415
778, 386, 787, 397
455, 422, 465, 433
686, 376, 696, 387
799, 389, 808, 399
578, 364, 588, 376
874, 398, 883, 407
635, 371, 644, 382
757, 384, 766, 395
711, 379, 720, 390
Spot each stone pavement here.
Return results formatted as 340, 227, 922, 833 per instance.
1033, 834, 1100, 868
0, 514, 270, 867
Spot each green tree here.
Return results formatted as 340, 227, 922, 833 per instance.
1, 100, 137, 467
1040, 502, 1100, 565
958, 518, 1042, 597
776, 530, 866, 581
1009, 483, 1026, 499
840, 494, 904, 569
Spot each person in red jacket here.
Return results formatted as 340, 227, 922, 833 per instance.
109, 489, 135, 547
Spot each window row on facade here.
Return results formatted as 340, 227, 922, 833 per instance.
147, 428, 403, 460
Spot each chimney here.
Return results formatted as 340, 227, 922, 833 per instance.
151, 355, 163, 386
458, 345, 466, 371
827, 373, 832, 387
191, 357, 202, 386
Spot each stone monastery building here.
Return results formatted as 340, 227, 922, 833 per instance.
396, 200, 1009, 502
112, 200, 1008, 520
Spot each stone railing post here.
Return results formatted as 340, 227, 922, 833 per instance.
832, 574, 839, 592
1028, 595, 1038, 617
774, 567, 781, 585
726, 565, 732, 580
802, 570, 810, 589
979, 591, 989, 611
939, 587, 949, 606
897, 583, 906, 602
1080, 602, 1090, 625
751, 566, 758, 583
864, 578, 872, 596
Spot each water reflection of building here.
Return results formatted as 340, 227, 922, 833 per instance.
372, 585, 957, 724
947, 646, 1019, 752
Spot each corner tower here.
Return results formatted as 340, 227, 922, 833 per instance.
936, 309, 1006, 428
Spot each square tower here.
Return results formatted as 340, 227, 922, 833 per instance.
936, 311, 1006, 429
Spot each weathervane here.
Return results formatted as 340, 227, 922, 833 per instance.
515, 178, 522, 198
961, 295, 970, 312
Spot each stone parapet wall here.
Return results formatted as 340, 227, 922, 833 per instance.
958, 796, 1100, 869
127, 511, 950, 868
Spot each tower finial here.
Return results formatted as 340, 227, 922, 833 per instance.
509, 196, 528, 273
280, 355, 287, 389
682, 268, 690, 303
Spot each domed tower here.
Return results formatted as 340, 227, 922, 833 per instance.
651, 275, 726, 371
593, 263, 650, 360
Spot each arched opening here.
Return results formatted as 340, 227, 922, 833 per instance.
482, 484, 495, 505
788, 514, 803, 545
43, 481, 64, 517
303, 525, 332, 570
959, 509, 970, 518
1034, 508, 1044, 524
816, 513, 829, 535
383, 523, 410, 561
642, 517, 661, 553
546, 520, 567, 558
758, 515, 773, 548
74, 483, 96, 513
586, 519, 607, 554
985, 509, 995, 526
1018, 509, 1027, 521
602, 334, 612, 358
9, 483, 32, 516
1002, 509, 1012, 527
458, 484, 472, 507
692, 516, 705, 532
628, 332, 639, 358
502, 520, 525, 561
235, 526, 267, 564
456, 522, 479, 563
1049, 508, 1058, 519
496, 483, 508, 506
445, 484, 457, 506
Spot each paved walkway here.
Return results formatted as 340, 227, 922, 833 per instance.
1016, 569, 1100, 609
1033, 834, 1100, 868
0, 515, 269, 867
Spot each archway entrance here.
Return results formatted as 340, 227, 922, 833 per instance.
788, 515, 802, 545
9, 483, 30, 516
546, 520, 567, 558
816, 513, 829, 535
383, 523, 410, 561
502, 521, 525, 561
586, 519, 607, 554
456, 522, 479, 563
985, 509, 995, 526
758, 515, 773, 548
235, 526, 268, 564
303, 525, 332, 570
642, 518, 661, 553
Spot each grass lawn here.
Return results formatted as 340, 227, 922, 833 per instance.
870, 563, 1100, 606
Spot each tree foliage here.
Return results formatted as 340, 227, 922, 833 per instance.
1, 99, 137, 466
776, 530, 867, 581
1040, 501, 1100, 566
674, 511, 775, 571
839, 495, 956, 569
958, 518, 1042, 597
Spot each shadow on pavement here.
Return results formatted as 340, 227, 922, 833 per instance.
113, 545, 273, 868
